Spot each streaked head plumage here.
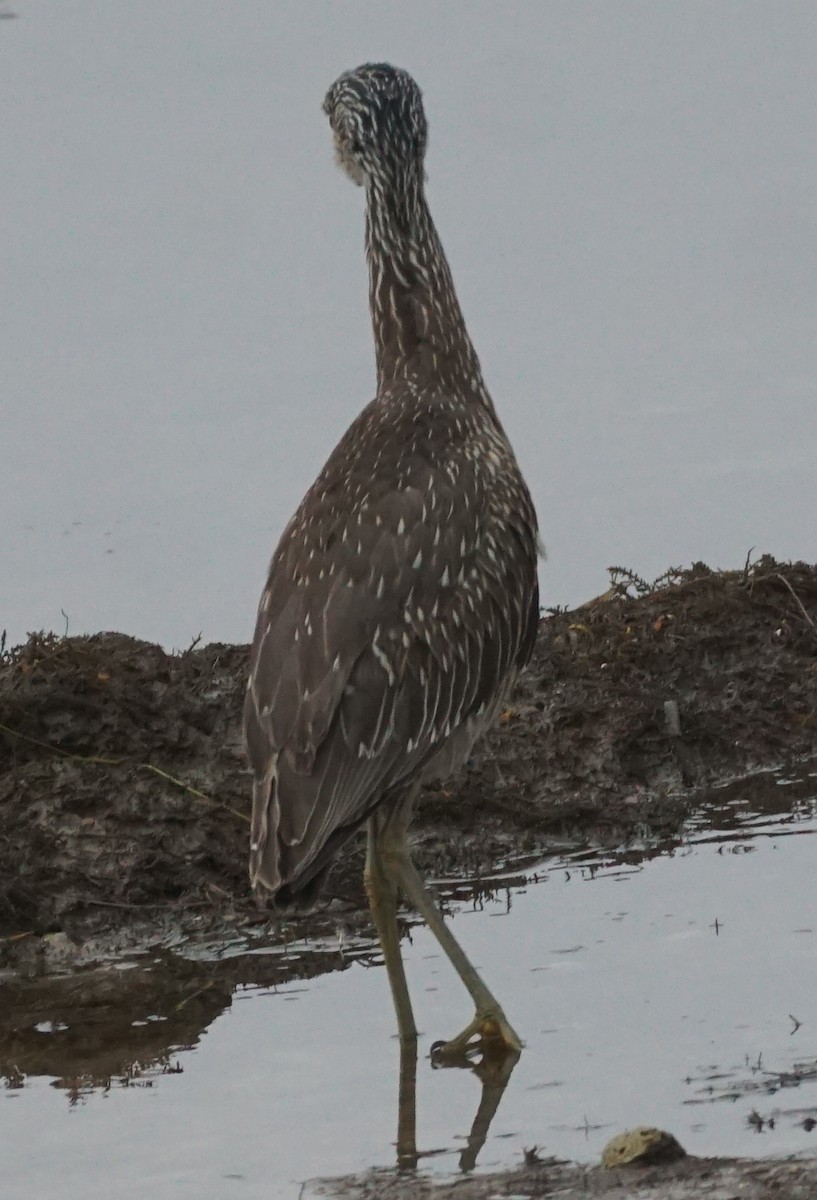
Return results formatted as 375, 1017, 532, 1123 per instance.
323, 63, 427, 187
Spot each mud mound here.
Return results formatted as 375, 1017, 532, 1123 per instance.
438, 556, 817, 841
1, 556, 816, 946
0, 635, 252, 936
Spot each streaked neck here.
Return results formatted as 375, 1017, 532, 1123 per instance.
365, 167, 486, 397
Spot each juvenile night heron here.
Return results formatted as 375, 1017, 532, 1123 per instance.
244, 63, 539, 1058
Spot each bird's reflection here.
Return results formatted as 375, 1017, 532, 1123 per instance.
393, 1032, 520, 1173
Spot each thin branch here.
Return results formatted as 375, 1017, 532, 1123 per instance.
0, 722, 120, 765
0, 721, 249, 824
774, 573, 817, 637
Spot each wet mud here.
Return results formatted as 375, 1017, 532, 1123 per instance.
312, 1152, 817, 1200
2, 556, 815, 956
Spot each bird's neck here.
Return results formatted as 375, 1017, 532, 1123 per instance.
364, 168, 487, 398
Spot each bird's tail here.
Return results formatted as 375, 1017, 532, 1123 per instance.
249, 768, 282, 897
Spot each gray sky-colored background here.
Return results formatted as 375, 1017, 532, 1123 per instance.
2, 1, 815, 648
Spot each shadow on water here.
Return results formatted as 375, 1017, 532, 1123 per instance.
2, 763, 816, 1190
0, 932, 376, 1099
1, 926, 521, 1172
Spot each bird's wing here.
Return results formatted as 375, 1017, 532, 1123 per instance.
244, 425, 538, 894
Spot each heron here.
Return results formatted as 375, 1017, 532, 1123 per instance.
244, 63, 539, 1060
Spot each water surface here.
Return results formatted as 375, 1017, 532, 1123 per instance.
3, 769, 816, 1197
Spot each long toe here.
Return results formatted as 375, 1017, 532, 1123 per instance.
430, 1011, 522, 1066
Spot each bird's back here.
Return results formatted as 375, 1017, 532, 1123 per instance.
245, 380, 538, 902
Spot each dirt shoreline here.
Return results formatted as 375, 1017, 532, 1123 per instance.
1, 556, 816, 959
311, 1151, 817, 1199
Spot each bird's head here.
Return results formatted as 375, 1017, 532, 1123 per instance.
323, 63, 427, 189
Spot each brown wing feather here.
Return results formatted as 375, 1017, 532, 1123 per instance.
244, 392, 538, 897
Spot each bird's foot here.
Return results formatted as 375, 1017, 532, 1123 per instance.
430, 1010, 522, 1067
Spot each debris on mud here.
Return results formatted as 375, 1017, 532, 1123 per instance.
600, 1127, 687, 1168
1, 556, 816, 954
310, 1152, 817, 1200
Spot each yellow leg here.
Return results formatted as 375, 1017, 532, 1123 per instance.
365, 816, 417, 1042
367, 801, 520, 1170
373, 802, 522, 1061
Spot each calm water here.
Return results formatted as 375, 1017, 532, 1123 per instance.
3, 769, 816, 1198
2, 2, 817, 647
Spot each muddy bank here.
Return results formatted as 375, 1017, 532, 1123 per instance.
2, 768, 815, 1106
1, 555, 816, 954
311, 1152, 817, 1200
